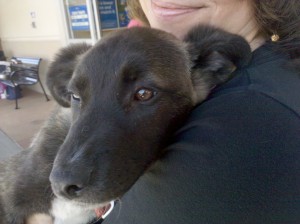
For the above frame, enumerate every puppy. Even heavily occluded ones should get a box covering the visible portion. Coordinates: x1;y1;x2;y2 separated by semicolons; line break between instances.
0;25;251;223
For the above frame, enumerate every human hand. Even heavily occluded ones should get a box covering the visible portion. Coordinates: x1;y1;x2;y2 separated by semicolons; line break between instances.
26;214;53;224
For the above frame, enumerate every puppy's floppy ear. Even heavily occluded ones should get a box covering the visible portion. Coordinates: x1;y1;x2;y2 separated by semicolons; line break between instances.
184;25;252;104
46;43;91;107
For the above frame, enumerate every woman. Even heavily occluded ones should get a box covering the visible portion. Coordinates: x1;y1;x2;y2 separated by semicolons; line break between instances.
103;1;300;223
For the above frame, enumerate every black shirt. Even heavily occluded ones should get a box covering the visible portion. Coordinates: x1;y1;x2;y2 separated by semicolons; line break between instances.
103;44;300;224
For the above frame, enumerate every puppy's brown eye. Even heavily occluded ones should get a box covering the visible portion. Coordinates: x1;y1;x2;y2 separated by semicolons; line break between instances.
135;88;155;101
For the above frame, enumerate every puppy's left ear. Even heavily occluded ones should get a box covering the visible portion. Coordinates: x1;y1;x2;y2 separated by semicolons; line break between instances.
184;25;252;104
46;43;91;107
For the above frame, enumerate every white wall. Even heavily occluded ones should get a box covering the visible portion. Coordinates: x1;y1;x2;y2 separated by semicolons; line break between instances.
0;0;66;93
0;0;62;40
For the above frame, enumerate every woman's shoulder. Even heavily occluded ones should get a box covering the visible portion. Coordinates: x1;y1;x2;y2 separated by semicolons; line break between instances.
178;43;300;152
205;43;300;117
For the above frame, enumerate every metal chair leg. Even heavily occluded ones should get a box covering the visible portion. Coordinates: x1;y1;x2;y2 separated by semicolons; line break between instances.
14;87;19;109
38;80;50;101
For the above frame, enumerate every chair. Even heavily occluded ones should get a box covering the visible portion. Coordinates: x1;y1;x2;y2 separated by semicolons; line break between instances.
0;57;50;109
0;61;11;73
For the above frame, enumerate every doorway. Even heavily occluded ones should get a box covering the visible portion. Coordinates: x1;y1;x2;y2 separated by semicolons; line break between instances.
60;0;130;44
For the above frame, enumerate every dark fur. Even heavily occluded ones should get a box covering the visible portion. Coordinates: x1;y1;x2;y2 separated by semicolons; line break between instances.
0;108;71;223
0;25;251;223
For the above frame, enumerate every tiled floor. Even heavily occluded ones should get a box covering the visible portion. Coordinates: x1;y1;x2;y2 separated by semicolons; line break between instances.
0;88;56;149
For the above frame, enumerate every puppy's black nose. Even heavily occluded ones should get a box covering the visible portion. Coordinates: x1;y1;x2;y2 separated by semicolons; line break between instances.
64;184;84;197
52;181;85;198
50;170;87;199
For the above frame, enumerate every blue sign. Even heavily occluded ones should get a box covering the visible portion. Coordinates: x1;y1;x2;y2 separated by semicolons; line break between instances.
69;5;90;31
98;0;118;29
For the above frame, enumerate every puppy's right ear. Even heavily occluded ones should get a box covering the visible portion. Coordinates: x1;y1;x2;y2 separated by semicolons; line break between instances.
184;25;252;104
46;43;91;107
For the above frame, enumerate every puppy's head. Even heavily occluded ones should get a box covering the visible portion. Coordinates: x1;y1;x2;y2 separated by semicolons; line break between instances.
48;26;250;205
49;27;194;205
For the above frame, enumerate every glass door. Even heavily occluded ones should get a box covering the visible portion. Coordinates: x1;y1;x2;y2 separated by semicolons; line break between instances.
60;0;130;44
61;0;98;44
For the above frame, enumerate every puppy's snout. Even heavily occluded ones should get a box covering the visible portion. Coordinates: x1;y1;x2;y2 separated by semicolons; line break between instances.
50;169;88;199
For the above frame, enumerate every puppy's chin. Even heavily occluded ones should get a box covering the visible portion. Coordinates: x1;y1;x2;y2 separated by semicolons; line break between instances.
51;197;114;223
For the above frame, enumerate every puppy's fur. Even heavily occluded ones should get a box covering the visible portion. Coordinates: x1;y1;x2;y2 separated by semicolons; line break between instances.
0;25;251;223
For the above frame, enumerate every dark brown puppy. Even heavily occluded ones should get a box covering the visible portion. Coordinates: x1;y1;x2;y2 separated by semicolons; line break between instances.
49;26;250;205
0;25;251;223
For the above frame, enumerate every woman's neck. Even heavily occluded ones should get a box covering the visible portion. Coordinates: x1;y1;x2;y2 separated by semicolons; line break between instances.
237;19;266;51
246;32;266;52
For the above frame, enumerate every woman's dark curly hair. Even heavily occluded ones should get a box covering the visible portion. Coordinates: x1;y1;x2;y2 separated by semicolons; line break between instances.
127;0;300;58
